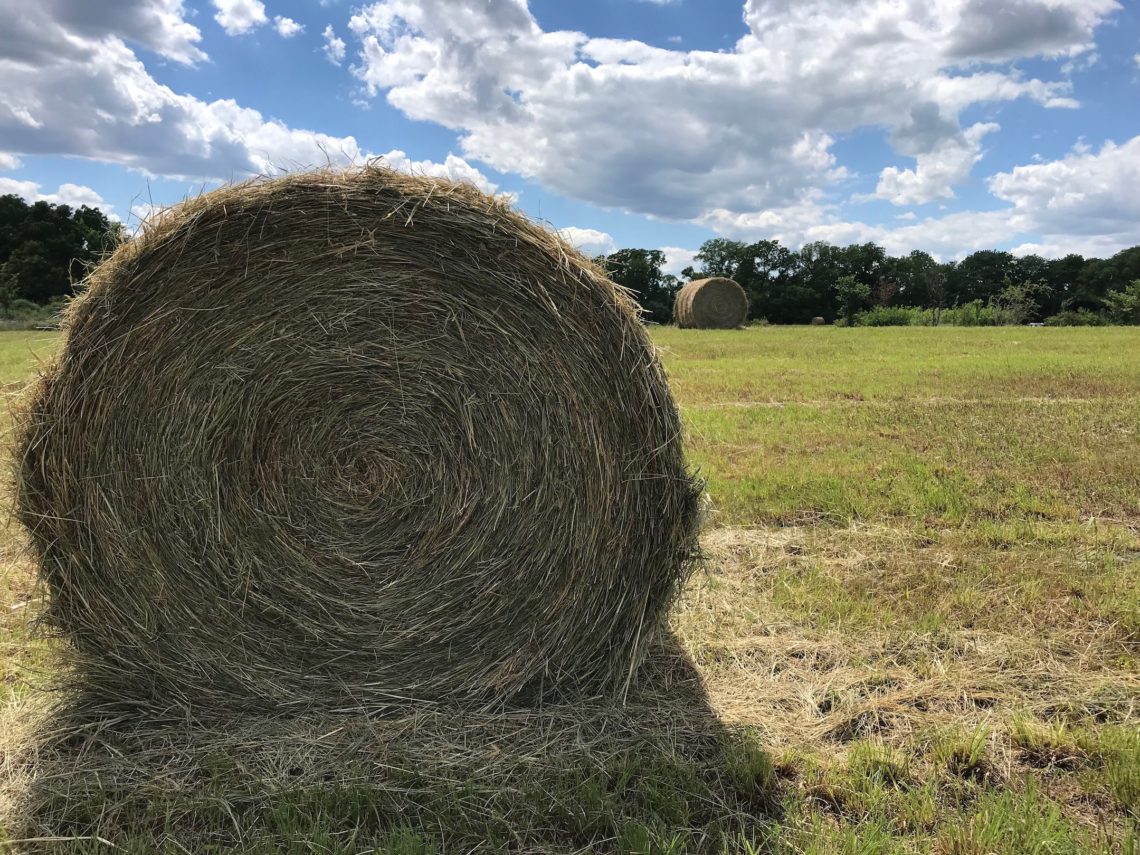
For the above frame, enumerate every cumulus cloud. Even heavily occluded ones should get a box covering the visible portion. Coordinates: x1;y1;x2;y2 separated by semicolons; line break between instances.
378;149;497;195
0;3;494;192
696;135;1140;260
346;0;1114;225
3;0;208;64
700;199;1023;260
0;178;118;219
874;122;999;205
558;227;615;257
274;17;304;38
0;178;40;200
211;0;267;36
0;153;21;170
323;24;347;64
128;200;165;228
0;28;365;179
988;136;1140;241
943;0;1113;61
660;246;698;277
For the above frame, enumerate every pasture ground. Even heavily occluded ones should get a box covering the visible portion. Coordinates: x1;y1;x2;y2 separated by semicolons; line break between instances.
1;327;1137;853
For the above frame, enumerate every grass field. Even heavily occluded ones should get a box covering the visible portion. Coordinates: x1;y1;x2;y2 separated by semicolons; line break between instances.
1;326;1138;853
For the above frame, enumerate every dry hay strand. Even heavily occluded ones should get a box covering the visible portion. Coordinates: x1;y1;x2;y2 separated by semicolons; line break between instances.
673;278;748;330
14;166;702;719
671;526;1140;752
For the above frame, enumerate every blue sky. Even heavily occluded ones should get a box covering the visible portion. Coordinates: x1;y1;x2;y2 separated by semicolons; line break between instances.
1;0;1138;272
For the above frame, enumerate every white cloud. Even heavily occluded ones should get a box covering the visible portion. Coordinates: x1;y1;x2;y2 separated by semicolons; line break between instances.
987;136;1140;242
4;0;208;64
274;17;304;38
696;136;1140;260
0;178;39;199
702;200;1023;260
128;201;164;228
0;3;494;193
1060;51;1098;75
378;149;497;195
660;246;698;277
0;27;367;179
940;0;1112;60
211;0;267;36
0;153;21;170
874;122;999;205
0;178;119;219
558;227;615;257
323;24;347;64
1009;236;1132;258
347;0;1114;226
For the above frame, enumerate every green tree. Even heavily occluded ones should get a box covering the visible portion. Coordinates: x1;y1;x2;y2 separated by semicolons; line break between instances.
889;250;945;316
837;242;887;289
948;250;1015;305
602;248;678;324
992;282;1046;325
795;241;845;320
0;194;122;304
1103;280;1140;324
733;239;800;322
834;275;870;325
0;263;18;316
692;238;748;279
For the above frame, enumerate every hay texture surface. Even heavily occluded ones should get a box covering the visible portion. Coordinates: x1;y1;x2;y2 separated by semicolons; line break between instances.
673;278;748;329
16;167;700;717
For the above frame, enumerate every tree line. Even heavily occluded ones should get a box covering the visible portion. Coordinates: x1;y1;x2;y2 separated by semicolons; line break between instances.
3;193;1138;326
0;194;123;316
602;241;1140;326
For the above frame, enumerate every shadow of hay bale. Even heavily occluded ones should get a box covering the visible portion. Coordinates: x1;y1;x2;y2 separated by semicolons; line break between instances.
11;633;784;854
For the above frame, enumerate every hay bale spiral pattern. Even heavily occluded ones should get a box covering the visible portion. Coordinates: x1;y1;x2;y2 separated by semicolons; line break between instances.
17;168;701;716
673;278;749;329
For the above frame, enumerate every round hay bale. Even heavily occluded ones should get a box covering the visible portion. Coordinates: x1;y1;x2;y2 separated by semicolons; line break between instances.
16;167;701;716
673;278;748;329
811;316;826;326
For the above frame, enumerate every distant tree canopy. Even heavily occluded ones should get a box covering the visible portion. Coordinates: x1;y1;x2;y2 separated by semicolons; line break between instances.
0;194;123;307
600;248;680;324
4;192;1139;327
603;237;1140;326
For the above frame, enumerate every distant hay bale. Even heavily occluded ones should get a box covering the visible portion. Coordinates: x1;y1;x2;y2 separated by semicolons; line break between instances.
674;278;748;329
811;316;826;326
15;167;701;717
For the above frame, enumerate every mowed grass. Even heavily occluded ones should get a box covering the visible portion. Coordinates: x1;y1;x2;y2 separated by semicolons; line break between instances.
660;326;1140;527
1;326;1138;853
